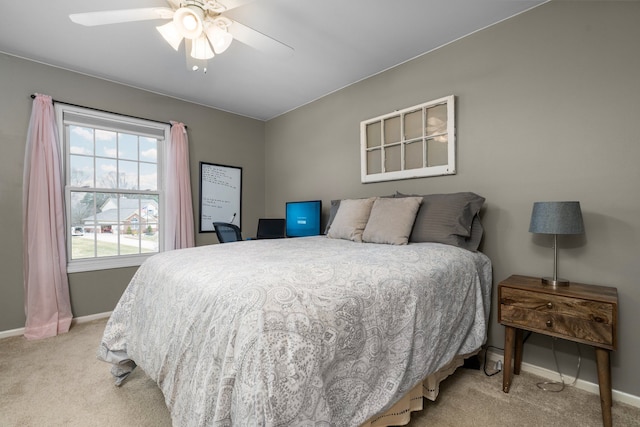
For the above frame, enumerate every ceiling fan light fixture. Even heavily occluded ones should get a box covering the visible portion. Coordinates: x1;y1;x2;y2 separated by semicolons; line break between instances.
185;39;208;73
205;23;233;54
190;34;215;60
156;21;183;51
173;5;205;39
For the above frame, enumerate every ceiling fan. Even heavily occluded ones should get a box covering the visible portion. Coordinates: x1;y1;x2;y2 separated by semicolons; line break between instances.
69;0;293;72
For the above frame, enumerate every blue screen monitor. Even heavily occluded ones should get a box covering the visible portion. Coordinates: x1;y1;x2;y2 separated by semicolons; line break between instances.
286;200;322;237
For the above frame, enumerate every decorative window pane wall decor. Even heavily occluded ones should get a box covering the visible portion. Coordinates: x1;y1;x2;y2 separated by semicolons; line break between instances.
360;95;455;183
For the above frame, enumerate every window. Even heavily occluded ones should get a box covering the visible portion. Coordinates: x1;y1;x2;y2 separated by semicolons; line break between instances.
56;105;169;272
360;95;455;183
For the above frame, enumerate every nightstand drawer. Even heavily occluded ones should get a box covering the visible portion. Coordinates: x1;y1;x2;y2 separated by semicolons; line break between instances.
500;287;615;348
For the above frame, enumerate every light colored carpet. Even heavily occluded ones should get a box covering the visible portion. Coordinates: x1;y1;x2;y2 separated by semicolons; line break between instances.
1;318;638;427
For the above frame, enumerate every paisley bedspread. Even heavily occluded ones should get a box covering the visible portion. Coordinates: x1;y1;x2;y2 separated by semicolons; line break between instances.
98;236;492;427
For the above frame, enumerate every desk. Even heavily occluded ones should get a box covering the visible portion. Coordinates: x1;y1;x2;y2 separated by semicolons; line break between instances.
498;275;618;427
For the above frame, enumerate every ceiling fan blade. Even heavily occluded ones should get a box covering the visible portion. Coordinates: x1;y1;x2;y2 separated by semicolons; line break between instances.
69;8;174;27
217;0;257;12
229;21;293;58
166;0;182;10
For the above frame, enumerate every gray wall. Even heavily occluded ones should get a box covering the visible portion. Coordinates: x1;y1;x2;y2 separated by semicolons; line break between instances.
0;53;265;328
1;0;638;400
265;1;640;397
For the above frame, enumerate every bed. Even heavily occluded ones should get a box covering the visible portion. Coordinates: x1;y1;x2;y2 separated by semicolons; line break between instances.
98;193;492;427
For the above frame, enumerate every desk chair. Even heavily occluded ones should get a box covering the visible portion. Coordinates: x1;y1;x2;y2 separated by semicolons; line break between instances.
213;222;243;243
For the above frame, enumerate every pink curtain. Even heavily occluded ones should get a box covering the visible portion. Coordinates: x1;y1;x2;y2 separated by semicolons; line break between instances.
165;121;195;250
22;94;72;340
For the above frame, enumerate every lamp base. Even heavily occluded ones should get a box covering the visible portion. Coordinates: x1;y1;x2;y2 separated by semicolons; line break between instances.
541;277;570;287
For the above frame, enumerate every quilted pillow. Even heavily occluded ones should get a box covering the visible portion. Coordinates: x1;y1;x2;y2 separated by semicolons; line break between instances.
326;198;377;242
324;199;342;235
362;197;423;245
324;195;395;235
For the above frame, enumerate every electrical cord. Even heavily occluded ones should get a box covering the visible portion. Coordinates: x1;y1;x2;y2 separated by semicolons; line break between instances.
487;332;581;391
536;337;581;392
482;332;531;377
482;333;582;392
483;345;503;377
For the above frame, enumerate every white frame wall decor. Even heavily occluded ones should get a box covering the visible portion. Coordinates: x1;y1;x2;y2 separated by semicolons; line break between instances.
360;95;456;183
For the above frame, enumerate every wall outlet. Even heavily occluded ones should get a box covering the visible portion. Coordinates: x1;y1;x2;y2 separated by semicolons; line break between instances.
495;360;503;371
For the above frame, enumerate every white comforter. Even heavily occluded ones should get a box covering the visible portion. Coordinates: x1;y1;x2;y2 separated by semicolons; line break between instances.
98;236;492;427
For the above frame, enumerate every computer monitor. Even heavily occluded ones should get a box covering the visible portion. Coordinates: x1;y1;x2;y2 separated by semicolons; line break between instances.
256;218;286;239
286;200;322;237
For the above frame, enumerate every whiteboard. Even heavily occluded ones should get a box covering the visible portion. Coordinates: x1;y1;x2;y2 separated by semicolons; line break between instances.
199;162;242;233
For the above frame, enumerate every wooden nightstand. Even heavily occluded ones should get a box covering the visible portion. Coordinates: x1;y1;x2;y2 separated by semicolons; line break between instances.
498;275;618;427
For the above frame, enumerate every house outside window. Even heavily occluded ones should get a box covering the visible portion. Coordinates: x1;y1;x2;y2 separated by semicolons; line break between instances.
56;104;169;272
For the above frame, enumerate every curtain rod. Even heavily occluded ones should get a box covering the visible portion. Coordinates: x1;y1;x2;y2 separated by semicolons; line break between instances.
29;94;186;129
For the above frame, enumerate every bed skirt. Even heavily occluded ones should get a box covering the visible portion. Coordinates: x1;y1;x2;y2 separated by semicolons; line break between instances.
361;350;479;427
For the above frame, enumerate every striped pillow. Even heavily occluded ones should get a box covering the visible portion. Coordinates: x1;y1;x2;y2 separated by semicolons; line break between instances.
396;192;485;250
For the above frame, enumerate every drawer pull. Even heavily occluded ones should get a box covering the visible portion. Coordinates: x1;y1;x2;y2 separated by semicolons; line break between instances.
594;316;604;323
546;302;553;309
546;319;553;328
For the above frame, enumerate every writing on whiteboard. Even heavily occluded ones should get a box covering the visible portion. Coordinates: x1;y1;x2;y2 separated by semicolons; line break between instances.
199;163;242;232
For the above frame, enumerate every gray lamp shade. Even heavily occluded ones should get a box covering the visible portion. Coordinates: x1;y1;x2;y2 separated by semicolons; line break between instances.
529;201;585;235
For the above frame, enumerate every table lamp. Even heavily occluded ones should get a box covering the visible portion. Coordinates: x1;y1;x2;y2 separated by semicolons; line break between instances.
529;201;585;287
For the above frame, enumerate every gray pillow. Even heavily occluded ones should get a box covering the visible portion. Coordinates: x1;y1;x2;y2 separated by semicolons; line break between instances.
326;197;377;242
396;192;485;249
462;214;484;252
362;197;423;245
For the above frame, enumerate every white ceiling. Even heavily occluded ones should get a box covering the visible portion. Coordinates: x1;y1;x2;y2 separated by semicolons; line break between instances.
0;0;546;121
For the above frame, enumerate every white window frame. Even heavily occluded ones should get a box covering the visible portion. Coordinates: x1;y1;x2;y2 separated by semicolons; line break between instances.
360;95;456;183
55;104;169;273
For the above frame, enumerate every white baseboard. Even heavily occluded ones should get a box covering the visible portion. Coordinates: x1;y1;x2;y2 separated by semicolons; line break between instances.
0;311;112;340
486;349;640;409
71;311;112;325
0;327;25;340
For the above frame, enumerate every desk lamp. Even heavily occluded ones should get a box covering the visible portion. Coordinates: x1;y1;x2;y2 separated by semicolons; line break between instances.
529;201;584;287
